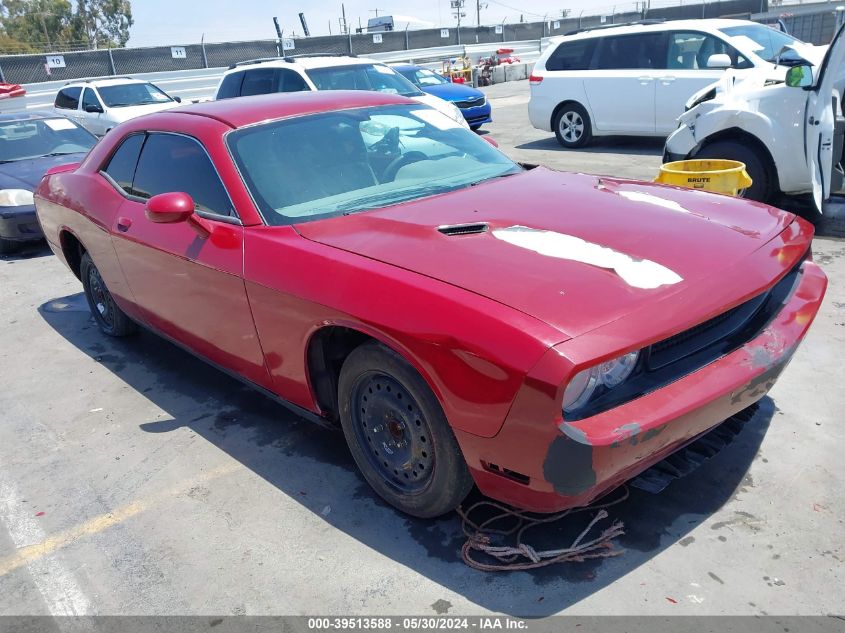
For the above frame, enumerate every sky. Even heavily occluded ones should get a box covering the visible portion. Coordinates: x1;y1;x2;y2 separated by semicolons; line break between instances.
127;0;651;46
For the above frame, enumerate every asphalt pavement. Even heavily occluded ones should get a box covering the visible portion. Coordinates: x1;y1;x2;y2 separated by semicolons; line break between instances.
0;79;842;618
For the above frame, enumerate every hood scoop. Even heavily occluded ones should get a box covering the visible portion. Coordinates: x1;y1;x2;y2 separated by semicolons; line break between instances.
437;222;489;236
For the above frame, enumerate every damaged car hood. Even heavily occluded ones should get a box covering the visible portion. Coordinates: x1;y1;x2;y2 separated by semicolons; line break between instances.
296;167;794;337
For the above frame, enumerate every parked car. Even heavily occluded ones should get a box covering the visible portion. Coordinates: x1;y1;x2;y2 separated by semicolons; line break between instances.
0;111;96;253
528;19;825;148
35;91;826;517
214;55;469;128
392;63;492;130
54;77;182;137
664;23;845;211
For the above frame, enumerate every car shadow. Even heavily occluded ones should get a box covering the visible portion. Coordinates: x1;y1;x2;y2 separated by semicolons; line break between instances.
515;136;665;156
0;240;52;262
39;293;774;616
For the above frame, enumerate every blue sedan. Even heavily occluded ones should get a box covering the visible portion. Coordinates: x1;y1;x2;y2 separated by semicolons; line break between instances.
393;64;492;131
0;111;96;253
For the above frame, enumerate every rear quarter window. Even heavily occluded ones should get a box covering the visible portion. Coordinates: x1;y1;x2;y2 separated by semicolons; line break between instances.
102;134;145;193
545;39;597;71
217;72;244;100
55;86;82;110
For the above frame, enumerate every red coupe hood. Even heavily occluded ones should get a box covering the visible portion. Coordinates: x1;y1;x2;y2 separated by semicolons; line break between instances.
296;168;794;337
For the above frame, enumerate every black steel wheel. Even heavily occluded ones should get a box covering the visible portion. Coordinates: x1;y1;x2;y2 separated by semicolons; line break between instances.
338;342;473;518
350;372;435;494
80;252;136;337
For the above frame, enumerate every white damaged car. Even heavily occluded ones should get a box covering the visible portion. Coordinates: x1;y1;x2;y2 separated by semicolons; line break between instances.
664;26;844;213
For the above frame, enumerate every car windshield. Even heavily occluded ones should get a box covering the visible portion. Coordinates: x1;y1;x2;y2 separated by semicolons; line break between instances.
0;118;96;163
305;64;424;97
227;104;520;224
399;68;449;87
720;24;803;63
97;82;173;107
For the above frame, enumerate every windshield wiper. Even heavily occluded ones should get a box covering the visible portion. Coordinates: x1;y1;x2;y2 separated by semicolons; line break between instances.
339;184;458;215
43;151;81;157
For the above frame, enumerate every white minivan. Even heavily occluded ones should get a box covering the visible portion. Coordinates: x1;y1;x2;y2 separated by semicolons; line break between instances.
664;23;845;214
528;19;825;148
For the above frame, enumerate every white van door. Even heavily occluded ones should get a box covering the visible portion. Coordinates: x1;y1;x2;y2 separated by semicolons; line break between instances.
655;31;744;135
805;23;845;210
582;32;666;134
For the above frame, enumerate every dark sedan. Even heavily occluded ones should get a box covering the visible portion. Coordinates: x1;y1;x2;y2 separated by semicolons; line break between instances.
0;111;97;253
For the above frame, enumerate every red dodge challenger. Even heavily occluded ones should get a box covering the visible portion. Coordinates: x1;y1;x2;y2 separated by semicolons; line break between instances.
34;90;827;518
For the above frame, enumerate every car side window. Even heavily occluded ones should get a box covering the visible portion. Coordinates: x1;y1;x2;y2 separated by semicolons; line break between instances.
546;39;597;71
277;69;308;92
595;33;668;70
217;72;244;99
131;133;234;217
81;88;102;111
103;133;145;193
667;31;752;70
241;68;275;96
55;86;82;110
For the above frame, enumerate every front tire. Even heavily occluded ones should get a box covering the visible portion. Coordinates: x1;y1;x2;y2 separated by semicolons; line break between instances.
80;252;136;337
553;103;592;149
338;342;473;518
696;140;774;203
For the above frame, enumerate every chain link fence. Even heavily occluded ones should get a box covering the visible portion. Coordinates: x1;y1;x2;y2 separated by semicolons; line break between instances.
0;0;772;85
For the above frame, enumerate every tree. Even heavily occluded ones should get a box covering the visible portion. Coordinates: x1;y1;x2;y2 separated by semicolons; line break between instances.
0;0;75;50
72;0;134;48
0;0;132;51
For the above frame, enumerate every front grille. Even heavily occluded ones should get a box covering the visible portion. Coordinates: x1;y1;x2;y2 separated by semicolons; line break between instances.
455;96;485;109
567;257;805;422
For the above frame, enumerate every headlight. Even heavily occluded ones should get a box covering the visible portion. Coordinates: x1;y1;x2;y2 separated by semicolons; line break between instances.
0;189;34;207
449;102;467;125
563;350;641;415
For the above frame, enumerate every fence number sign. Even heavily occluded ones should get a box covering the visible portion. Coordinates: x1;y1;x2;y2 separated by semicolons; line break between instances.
282;37;295;51
494;24;503;34
600;15;607;23
45;55;66;69
553;20;560;29
373;33;383;44
170;47;187;59
440;28;450;38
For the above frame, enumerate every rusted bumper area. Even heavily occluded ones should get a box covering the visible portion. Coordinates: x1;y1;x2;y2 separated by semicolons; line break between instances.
456;259;827;513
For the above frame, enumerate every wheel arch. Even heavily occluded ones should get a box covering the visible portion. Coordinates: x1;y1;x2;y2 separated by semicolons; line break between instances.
58;229;86;280
692;127;781;195
550;99;589;131
305;323;445;425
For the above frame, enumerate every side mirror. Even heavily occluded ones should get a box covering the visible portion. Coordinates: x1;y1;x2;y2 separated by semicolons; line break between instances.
706;53;732;69
482;136;499;148
145;192;194;224
786;63;814;88
173;96;182;103
84;103;104;113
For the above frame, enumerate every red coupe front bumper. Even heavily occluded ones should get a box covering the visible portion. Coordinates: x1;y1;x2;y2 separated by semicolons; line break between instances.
455;257;827;513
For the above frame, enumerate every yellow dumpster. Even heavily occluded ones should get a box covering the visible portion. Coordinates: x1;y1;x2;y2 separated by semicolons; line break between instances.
655;159;753;197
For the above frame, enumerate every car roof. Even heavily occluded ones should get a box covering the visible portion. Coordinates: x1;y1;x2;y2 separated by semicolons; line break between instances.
165;89;414;128
390;63;419;71
63;77;148;88
555;18;764;41
226;55;383;73
0;110;72;122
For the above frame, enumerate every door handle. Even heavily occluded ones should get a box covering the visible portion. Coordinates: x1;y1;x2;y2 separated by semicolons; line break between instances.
116;216;132;232
638;76;653;84
660;76;676;84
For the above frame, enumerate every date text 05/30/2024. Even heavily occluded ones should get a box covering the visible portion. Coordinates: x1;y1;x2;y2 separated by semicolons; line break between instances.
307;617;528;630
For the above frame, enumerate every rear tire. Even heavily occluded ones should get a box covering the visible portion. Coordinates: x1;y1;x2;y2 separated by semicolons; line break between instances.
696;140;774;203
338;342;473;518
80;252;136;337
553;103;592;149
